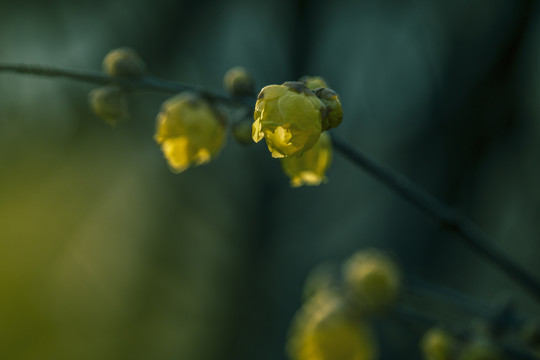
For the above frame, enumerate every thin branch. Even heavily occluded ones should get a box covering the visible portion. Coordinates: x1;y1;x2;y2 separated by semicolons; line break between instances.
331;136;540;302
404;276;493;320
1;62;539;303
0;63;247;107
404;275;527;330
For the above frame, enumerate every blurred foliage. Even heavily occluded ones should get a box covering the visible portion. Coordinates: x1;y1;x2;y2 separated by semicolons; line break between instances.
1;0;540;359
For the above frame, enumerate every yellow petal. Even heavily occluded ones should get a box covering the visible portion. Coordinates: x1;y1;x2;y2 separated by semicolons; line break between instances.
281;132;332;187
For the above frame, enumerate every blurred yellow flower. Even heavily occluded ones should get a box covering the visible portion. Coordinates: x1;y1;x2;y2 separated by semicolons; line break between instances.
287;290;377;360
421;327;457;360
281;132;332;187
253;82;323;158
154;92;226;173
342;250;400;313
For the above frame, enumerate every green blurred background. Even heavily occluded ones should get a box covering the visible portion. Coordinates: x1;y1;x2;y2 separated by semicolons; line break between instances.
1;0;540;359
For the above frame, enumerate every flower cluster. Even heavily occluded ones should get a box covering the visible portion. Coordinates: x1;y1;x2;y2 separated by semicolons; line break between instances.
251;77;343;186
88;48;146;125
252;79;343;158
287;249;401;360
88;51;343;185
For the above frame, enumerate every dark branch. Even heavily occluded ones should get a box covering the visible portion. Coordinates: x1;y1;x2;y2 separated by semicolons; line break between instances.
0;63;246;107
1;62;539;302
332;135;540;302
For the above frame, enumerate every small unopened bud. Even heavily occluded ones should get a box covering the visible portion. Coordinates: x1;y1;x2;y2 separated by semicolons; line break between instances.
103;47;146;77
88;86;127;125
223;66;255;97
314;87;343;131
232;117;254;146
299;75;328;90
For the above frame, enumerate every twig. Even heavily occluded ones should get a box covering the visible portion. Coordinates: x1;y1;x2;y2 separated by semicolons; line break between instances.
331;135;540;302
1;62;539;302
0;63;246;107
404;275;528;331
406;275;494;318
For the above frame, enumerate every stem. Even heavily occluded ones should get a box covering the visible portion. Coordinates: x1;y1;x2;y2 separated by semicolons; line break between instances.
405;275;526;330
1;62;539;302
405;276;492;319
332;135;540;302
0;63;246;107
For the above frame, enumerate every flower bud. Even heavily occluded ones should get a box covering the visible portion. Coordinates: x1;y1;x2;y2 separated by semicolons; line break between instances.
88;86;127;125
253;82;324;158
231;117;254;146
103;47;146;77
281;132;332;187
223;66;255;97
421;327;458;360
299;75;328;90
154;92;227;173
342;250;400;313
314;87;343;131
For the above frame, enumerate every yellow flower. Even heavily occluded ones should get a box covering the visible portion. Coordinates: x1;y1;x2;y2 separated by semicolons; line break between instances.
223;66;255;97
281;132;332;187
314;88;343;131
88;85;127;125
287;290;377;360
103;47;146;77
154;92;226;173
421;327;457;360
253;82;324;158
299;75;329;90
342;250;400;313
